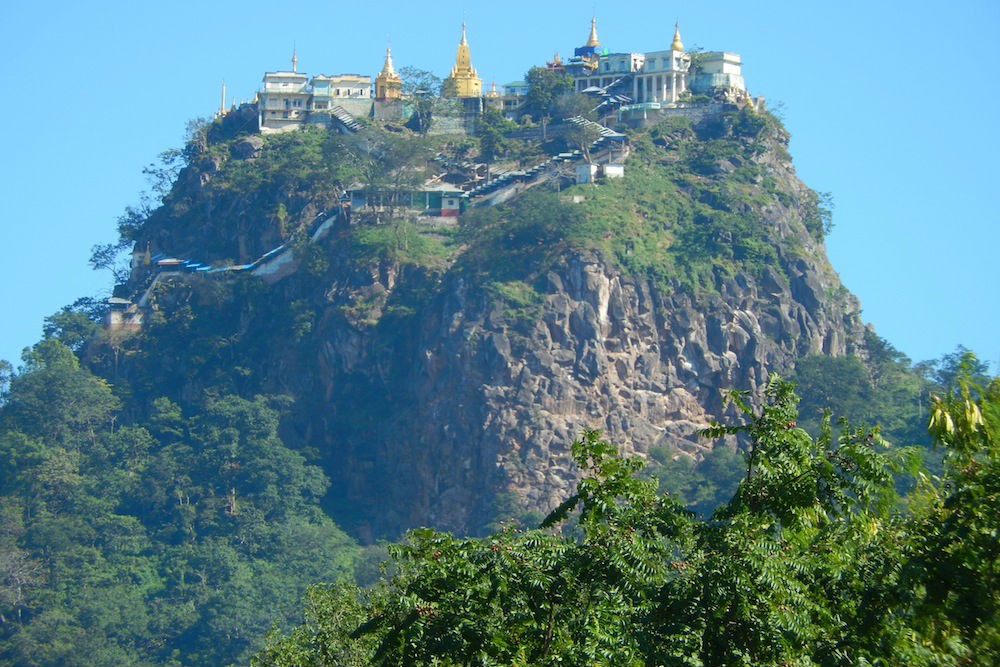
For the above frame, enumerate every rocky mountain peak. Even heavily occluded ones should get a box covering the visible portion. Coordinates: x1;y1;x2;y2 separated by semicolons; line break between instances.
106;106;864;537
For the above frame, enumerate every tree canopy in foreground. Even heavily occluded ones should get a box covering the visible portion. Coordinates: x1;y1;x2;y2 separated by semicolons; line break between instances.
256;372;1000;667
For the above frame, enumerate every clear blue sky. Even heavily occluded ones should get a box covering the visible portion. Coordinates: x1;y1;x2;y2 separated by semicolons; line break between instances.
1;0;997;370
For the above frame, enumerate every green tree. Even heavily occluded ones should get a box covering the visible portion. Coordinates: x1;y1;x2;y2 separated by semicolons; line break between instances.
41;298;106;353
792;354;873;429
352;130;430;220
476;108;515;164
399;67;443;137
654;382;917;665
793;334;934;452
909;369;1000;663
926;345;992;395
524;66;575;123
0;360;12;405
88;242;132;285
1;340;119;448
646;442;744;517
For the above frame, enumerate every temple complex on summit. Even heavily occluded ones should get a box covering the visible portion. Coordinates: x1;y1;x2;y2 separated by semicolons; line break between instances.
249;17;749;133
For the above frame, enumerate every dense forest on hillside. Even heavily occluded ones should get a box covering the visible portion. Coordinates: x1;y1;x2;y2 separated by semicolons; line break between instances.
0;340;367;665
1;97;997;665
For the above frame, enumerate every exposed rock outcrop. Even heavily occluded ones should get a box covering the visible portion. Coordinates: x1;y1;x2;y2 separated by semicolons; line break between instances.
304;244;862;537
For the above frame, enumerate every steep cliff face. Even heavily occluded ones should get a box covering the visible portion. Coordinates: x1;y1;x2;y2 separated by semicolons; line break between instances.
303;246;860;537
394;254;859;532
114;108;865;538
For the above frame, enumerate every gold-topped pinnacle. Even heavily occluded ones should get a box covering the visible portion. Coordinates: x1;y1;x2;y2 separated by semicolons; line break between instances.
380;44;398;78
375;43;403;100
671;22;684;51
445;22;482;98
586;17;600;48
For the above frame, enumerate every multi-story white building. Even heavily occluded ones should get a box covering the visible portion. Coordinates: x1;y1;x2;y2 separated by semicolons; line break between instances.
311;74;371;106
258;56;313;132
257;52;376;132
564;20;746;106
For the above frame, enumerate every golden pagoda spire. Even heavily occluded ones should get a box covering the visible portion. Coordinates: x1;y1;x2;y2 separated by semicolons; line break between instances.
291;46;298;72
586;17;600;47
219;81;227;117
671;22;684;51
453;22;474;71
445;22;481;98
375;43;403;101
380;44;398;78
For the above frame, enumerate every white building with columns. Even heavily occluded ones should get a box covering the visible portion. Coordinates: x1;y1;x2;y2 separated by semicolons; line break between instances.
568;21;746;105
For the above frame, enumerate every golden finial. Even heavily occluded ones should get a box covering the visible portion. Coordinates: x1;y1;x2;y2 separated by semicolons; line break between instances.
291;45;298;72
452;22;474;71
586;17;600;47
381;44;397;77
671;22;684;51
445;22;481;98
375;43;403;100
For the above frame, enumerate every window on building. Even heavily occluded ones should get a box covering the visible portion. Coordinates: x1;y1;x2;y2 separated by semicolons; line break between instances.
282;111;289;118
